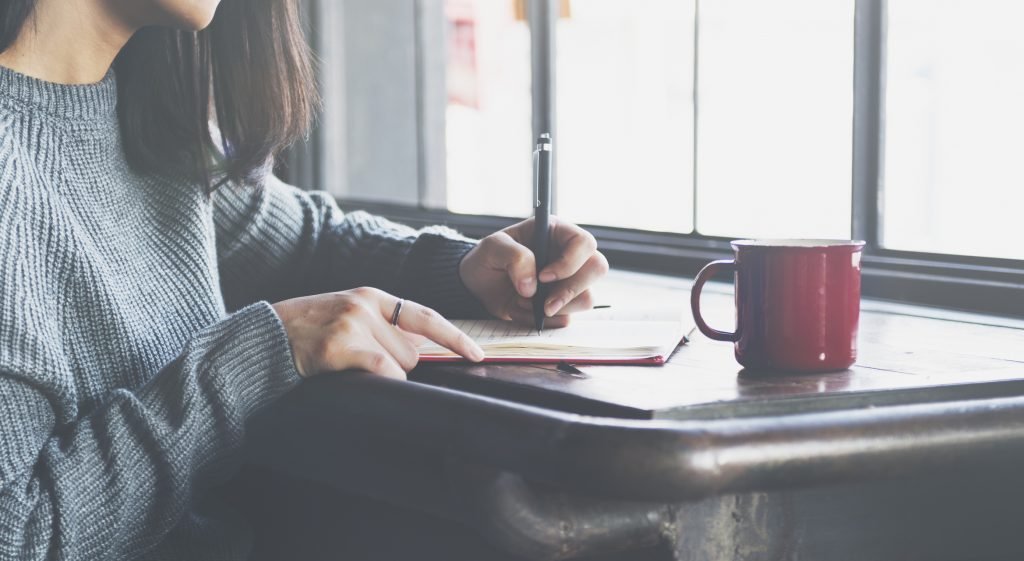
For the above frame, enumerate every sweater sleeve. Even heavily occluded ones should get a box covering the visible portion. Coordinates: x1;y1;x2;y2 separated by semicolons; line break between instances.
0;303;301;561
213;175;489;318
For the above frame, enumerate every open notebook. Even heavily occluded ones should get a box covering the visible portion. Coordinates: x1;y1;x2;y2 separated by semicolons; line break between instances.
418;306;692;365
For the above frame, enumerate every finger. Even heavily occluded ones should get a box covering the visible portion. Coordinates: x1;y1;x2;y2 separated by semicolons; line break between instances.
401;331;430;347
515;289;595;316
346;345;407;380
507;305;571;328
380;298;485;362
482;232;538;298
369;318;420;372
545;253;609;316
491;292;524;323
538;219;598;284
500;216;536;245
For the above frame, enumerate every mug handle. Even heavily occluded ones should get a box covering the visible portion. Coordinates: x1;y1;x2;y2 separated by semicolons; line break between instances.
690;260;739;342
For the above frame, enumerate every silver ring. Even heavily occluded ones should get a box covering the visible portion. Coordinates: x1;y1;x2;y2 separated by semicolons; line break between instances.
390;299;404;326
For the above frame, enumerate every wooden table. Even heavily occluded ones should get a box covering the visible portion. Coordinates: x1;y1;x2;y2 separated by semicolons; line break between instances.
246;272;1024;561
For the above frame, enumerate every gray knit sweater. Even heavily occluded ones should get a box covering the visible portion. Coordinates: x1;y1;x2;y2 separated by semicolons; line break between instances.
0;66;484;560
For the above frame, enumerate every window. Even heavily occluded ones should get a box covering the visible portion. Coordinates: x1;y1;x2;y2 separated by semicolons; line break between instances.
696;0;853;239
443;0;852;238
310;0;1024;315
555;0;694;233
445;0;532;217
444;0;694;232
883;0;1024;260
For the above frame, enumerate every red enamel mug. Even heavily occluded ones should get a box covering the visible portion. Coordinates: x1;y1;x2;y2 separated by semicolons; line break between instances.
690;240;866;373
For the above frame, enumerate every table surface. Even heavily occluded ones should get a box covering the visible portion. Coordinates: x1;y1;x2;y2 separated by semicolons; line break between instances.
411;271;1024;420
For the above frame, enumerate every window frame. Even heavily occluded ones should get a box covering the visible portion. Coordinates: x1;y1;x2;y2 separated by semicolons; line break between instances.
294;0;1024;318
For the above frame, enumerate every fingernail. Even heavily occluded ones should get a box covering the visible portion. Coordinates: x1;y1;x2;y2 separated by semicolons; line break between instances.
546;298;565;316
471;346;486;362
539;271;557;283
518;277;535;296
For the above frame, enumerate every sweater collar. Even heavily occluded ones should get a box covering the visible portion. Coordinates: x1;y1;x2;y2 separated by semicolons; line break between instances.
0;64;117;122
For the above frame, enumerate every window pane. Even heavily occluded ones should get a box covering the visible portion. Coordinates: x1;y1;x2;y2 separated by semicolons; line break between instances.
445;0;532;217
696;0;854;239
883;0;1024;259
556;0;695;233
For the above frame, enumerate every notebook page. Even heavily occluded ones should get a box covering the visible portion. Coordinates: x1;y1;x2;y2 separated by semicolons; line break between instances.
418;319;685;358
572;305;688;323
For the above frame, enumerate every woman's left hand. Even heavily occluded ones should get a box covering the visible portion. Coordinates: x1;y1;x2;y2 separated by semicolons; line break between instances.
459;217;609;328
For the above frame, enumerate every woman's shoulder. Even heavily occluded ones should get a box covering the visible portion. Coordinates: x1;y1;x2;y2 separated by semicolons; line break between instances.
0;111;61;285
0;105;77;222
0;109;39;194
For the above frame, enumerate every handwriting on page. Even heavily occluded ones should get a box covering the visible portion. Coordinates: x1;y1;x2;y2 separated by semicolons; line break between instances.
446;319;682;349
457;320;569;341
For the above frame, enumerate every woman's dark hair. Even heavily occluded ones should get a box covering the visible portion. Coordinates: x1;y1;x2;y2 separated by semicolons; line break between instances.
0;0;318;187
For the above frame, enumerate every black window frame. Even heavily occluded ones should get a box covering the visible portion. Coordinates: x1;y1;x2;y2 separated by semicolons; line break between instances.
291;0;1024;318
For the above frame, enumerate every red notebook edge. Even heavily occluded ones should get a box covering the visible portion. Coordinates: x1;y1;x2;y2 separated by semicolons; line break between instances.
417;355;667;365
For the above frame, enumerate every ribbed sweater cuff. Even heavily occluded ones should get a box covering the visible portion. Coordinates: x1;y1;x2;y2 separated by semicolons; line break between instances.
198;302;302;417
398;233;490;319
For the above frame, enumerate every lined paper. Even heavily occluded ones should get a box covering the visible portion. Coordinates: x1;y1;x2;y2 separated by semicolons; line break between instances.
417;318;686;361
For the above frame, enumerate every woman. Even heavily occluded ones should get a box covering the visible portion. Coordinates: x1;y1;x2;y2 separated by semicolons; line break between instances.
0;0;607;559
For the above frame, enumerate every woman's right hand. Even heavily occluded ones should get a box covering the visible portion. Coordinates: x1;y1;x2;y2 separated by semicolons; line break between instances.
272;287;485;379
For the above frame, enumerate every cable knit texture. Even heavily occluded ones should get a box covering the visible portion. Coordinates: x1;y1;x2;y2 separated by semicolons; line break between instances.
0;65;484;561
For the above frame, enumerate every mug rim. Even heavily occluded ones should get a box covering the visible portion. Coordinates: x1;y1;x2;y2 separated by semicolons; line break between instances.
732;239;866;249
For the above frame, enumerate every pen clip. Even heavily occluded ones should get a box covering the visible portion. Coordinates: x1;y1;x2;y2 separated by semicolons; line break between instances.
533;134;552;208
532;147;541;207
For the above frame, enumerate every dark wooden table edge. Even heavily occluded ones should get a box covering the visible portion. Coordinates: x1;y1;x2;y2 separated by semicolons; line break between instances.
248;372;1024;504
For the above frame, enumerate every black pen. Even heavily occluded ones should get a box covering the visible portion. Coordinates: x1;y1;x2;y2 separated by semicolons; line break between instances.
532;133;553;333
